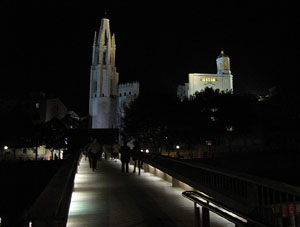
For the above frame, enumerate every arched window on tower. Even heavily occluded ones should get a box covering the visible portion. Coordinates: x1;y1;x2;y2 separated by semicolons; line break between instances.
103;51;106;64
104;31;108;45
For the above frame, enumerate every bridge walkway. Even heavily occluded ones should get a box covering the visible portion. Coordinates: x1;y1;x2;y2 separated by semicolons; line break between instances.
66;157;234;227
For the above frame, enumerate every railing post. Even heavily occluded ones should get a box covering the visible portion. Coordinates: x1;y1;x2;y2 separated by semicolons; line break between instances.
202;206;210;227
194;203;200;227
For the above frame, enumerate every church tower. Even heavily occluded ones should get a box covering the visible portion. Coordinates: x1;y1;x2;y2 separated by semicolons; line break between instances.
89;18;119;128
216;50;231;75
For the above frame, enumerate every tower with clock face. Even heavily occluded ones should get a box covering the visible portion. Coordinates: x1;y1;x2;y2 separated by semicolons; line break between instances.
178;50;233;100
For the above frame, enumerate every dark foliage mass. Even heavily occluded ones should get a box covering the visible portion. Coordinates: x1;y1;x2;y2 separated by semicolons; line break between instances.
122;88;300;153
0;111;80;152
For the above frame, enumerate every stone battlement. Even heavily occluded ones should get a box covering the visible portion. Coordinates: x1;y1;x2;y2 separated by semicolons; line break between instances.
118;81;139;88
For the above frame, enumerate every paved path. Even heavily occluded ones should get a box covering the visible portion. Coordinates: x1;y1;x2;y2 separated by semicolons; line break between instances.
66;158;234;227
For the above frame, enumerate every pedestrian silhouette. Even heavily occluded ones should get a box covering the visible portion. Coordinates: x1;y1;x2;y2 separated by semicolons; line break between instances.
87;138;101;172
120;144;130;173
132;141;142;174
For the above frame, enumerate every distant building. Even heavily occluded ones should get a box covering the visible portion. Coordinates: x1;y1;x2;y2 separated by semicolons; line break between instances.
0;92;69;125
177;51;233;101
0;92;71;161
21;92;68;124
89;18;139;129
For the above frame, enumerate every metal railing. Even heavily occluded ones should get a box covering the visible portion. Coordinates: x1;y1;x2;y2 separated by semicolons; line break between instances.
143;154;300;227
182;190;268;227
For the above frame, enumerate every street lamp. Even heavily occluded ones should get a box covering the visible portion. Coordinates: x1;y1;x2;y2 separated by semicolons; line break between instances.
3;145;8;160
176;145;180;158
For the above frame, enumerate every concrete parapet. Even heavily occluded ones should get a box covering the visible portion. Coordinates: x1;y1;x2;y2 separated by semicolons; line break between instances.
143;163;195;190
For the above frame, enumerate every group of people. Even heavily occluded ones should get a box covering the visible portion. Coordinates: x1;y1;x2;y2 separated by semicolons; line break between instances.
120;140;144;175
82;137;144;174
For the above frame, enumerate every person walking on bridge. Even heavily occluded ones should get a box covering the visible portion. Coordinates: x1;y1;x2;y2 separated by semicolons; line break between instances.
132;141;142;174
120;144;130;173
88;138;101;172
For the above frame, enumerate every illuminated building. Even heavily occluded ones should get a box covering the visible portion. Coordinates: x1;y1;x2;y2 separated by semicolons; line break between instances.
89;18;139;129
177;51;233;100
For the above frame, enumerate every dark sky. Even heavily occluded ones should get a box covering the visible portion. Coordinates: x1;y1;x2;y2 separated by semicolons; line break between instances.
1;1;299;116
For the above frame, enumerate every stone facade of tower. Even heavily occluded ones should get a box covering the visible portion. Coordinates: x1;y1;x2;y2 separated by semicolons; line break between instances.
89;18;139;129
177;51;233;101
89;18;119;128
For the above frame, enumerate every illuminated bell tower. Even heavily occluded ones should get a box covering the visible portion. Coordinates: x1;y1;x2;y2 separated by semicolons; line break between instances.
216;50;231;74
89;18;119;128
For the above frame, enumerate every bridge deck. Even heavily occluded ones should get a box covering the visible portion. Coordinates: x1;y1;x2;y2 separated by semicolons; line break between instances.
66;158;234;227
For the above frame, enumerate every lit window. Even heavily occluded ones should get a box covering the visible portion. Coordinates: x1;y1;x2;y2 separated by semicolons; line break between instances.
36;103;40;109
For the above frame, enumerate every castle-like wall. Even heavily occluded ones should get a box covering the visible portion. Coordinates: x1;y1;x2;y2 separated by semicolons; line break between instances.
116;82;140;129
118;82;140;97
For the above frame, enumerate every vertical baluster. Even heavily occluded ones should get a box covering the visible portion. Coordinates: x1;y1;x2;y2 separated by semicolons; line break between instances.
265;187;271;224
237;179;242;197
244;181;248;198
289;195;296;227
202;206;210;227
194;203;200;227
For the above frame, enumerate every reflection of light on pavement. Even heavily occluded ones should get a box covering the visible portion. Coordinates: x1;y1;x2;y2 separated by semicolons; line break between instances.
68;191;101;216
67;159;235;227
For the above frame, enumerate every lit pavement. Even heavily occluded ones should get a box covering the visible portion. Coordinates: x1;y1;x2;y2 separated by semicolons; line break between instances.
66;157;235;227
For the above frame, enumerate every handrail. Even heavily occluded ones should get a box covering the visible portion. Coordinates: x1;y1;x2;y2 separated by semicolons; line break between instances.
182;191;268;227
144;154;300;226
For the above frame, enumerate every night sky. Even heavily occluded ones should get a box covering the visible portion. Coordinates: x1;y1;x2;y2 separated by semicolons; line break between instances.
1;1;299;116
